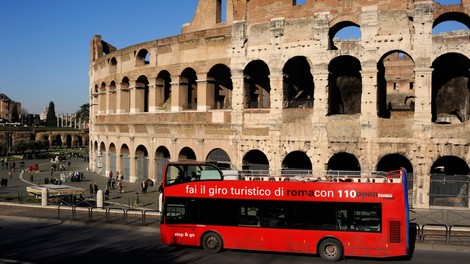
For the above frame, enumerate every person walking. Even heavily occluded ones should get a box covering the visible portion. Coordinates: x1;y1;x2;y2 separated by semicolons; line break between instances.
134;192;140;208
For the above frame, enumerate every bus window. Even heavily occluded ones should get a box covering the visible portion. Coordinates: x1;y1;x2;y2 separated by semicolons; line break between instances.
238;206;260;226
165;165;183;186
260;207;287;228
166;203;186;224
351;204;381;232
336;209;348;230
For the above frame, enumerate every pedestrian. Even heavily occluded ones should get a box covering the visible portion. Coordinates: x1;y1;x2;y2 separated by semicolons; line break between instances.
50;166;54;176
111;178;115;189
141;181;147;194
89;184;94;195
134;192;140;208
109;170;113;179
117;181;123;193
94;183;98;194
104;186;110;199
8;169;12;180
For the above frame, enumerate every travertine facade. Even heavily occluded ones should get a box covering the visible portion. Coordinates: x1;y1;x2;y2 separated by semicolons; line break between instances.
89;0;470;209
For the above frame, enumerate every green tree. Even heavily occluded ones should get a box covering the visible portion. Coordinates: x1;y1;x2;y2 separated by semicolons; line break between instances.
45;101;57;127
76;103;90;122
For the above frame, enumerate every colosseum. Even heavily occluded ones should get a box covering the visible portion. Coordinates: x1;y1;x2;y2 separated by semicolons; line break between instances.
89;0;470;209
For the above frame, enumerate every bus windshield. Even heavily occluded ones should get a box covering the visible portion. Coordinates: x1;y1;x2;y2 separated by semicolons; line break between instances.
164;162;222;186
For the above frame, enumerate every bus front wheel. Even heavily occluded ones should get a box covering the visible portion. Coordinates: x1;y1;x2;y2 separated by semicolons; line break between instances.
318;238;343;262
202;232;223;253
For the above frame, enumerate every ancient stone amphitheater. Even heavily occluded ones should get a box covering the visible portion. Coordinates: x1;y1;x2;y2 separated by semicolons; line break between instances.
89;0;470;209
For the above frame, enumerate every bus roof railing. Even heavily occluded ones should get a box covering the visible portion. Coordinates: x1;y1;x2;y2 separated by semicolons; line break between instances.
239;169;405;183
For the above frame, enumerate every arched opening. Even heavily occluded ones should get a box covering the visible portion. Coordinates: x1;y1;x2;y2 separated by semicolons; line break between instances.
327;152;361;175
155;146;171;184
242;149;269;174
244;60;271;109
156;70;172;110
178;147;196;160
328;21;361;50
136;75;150;113
281;150;312;175
283;56;314;108
328;56;362;115
181;68;198;110
135;145;149;182
136;49;150;65
430;156;469;208
431;53;470;123
377;51;415;118
208;64;233;109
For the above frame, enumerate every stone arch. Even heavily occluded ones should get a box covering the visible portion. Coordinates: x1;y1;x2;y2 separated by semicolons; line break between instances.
376;153;413;173
135;145;149;182
156;70;172;110
136;48;150;65
120;144;131;181
178;146;196;160
108;80;117;113
283;56;314;108
327;152;361;172
155;146;171;184
430;155;470;207
120;77;130;113
109;143;117;176
242;149;269;173
328;19;361;50
206;148;232;162
377;50;416;118
281;150;312;174
109;57;118;73
136;75;150;113
99;82;107;114
433;10;470;28
327;55;362;115
244;60;271;109
180;68;198;110
208;64;233;109
431;52;470;123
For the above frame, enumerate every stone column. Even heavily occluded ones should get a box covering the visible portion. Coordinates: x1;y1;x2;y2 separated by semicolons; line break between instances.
268;68;284;175
155;78;166;110
116;82;130;114
148;79;157;112
99;86;106;114
130;81;145;113
196;74;214;111
170;76;186;112
414;67;433;124
312;65;329;171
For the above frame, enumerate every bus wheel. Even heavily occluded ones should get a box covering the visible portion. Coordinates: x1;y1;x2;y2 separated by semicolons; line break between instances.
202;232;223;253
318;238;343;262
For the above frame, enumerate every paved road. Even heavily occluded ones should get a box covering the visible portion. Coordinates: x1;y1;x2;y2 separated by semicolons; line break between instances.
1;216;470;264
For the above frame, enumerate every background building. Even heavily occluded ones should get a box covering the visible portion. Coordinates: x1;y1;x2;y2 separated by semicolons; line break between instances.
0;93;21;123
88;0;470;209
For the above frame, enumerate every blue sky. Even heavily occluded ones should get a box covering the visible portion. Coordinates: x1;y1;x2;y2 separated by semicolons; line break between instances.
0;0;466;115
0;0;198;114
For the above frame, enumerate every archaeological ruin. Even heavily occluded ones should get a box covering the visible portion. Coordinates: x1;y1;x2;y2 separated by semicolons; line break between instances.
88;0;470;209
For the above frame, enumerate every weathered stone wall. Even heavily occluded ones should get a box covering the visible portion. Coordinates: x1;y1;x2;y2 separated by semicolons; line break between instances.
89;1;470;208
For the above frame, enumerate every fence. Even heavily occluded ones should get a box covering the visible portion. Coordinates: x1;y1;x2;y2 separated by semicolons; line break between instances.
430;174;469;208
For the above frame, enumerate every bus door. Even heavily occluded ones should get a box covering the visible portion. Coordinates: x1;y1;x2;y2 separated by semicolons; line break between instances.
347;204;386;257
163;199;199;246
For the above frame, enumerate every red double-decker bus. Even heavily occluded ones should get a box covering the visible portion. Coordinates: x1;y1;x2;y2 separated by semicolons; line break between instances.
160;161;412;261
